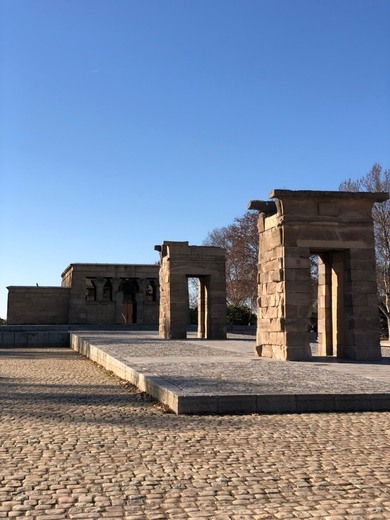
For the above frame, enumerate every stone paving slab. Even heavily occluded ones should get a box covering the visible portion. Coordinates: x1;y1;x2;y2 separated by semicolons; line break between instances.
71;331;390;415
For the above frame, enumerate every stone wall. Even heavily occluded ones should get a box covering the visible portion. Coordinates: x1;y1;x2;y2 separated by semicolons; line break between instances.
0;325;70;347
7;287;70;325
62;263;159;325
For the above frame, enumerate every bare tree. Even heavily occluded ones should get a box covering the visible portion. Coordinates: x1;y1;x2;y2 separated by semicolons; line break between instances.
204;211;258;312
340;163;390;337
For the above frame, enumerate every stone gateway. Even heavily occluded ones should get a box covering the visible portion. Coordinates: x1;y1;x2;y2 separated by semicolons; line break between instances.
249;189;389;361
155;241;226;340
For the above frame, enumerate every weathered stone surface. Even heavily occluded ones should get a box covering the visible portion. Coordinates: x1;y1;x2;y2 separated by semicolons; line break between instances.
250;189;389;361
156;242;226;340
69;330;390;409
7;263;159;328
6;287;70;325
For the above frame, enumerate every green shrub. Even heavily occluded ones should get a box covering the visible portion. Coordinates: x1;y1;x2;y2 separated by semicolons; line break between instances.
227;305;256;326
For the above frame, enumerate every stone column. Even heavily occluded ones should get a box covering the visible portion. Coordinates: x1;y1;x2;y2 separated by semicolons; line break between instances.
206;275;226;339
283;246;312;360
111;278;123;324
198;277;207;339
255;211;296;359
331;252;345;357
136;279;146;324
93;278;106;302
317;254;332;356
154;280;160;302
344;248;381;360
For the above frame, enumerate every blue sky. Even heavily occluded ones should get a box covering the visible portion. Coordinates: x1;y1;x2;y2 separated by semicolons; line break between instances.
1;0;389;319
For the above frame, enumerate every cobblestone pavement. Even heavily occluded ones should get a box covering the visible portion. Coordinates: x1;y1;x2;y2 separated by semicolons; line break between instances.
1;348;389;519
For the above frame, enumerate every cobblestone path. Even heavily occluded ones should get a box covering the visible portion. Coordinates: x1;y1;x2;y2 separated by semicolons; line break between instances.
0;348;389;519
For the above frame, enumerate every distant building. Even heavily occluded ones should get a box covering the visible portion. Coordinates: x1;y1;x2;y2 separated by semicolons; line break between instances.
7;263;159;326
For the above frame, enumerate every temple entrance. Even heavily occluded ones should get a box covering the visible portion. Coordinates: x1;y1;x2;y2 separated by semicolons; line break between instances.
309;251;346;357
120;279;138;324
249;189;387;361
187;275;211;338
121;303;134;324
155;241;226;340
187;277;198;329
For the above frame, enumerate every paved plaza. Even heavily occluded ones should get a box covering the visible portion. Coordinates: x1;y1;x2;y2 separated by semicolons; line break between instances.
71;332;390;414
0;346;390;519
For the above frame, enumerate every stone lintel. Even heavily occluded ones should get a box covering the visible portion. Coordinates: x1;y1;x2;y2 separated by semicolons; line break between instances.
156;241;225;258
248;200;277;215
61;263;159;279
7;286;69;290
269;189;389;203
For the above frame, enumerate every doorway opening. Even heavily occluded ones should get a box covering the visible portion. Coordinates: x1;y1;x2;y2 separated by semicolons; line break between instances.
120;278;138;324
187;277;198;329
187;275;210;338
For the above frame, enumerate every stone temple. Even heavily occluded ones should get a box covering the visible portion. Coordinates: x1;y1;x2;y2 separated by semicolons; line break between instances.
7;263;159;326
3;189;388;360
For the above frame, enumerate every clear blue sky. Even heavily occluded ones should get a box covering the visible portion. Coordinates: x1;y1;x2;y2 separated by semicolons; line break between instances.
1;0;389;319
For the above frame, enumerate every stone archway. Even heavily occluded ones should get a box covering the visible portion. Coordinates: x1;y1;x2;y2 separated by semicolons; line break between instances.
249;189;389;361
155;241;227;339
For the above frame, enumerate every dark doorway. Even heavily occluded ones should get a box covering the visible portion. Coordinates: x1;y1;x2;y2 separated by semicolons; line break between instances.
120;278;138;324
